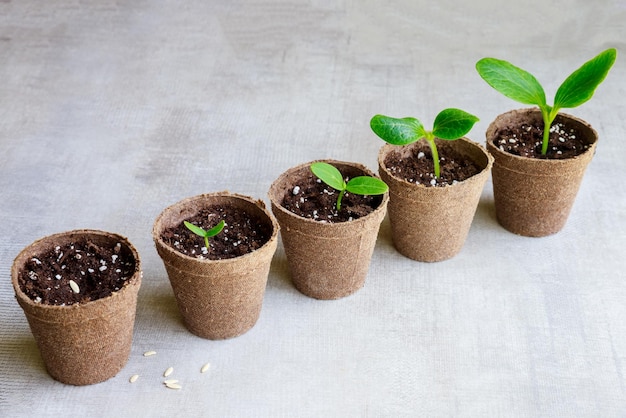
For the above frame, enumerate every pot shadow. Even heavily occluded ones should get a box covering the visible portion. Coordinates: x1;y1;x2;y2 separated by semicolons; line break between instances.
376;216;394;251
133;280;187;335
0;330;47;380
266;246;302;298
474;195;499;231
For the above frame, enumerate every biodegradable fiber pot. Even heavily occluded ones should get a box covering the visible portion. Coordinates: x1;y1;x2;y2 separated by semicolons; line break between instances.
268;160;389;300
378;137;493;262
153;192;279;340
11;230;142;386
486;108;598;237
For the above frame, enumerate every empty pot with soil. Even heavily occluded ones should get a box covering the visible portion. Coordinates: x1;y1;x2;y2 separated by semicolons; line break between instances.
486;108;598;236
153;192;279;340
268;160;389;300
12;229;142;385
378;137;493;262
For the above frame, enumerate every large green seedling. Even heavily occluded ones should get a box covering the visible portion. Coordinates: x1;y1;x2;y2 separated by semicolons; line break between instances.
310;162;388;211
370;108;479;178
476;48;617;155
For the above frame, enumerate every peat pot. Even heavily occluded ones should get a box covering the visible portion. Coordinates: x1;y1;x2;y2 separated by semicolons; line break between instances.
153;192;278;340
378;137;493;262
269;160;388;300
486;108;598;237
12;229;142;385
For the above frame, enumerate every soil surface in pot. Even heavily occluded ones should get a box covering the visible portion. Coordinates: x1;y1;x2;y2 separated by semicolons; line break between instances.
492;121;590;159
281;170;383;223
18;238;136;306
384;141;481;187
161;204;273;260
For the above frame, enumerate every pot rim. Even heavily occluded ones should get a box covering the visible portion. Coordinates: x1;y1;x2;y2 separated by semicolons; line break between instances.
153;191;280;265
12;229;142;312
268;159;390;228
378;136;494;189
485;107;598;166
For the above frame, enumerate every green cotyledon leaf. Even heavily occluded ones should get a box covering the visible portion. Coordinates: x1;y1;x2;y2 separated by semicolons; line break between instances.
310;162;345;191
432;108;479;140
345;176;388;196
553;48;617;110
370;115;427;145
476;57;547;108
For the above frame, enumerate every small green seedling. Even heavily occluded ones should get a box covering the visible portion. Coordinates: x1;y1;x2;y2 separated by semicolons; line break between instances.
370;108;479;178
184;220;225;249
310;162;388;211
476;48;617;155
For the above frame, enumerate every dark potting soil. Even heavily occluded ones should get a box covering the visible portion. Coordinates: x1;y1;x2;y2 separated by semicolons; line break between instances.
160;204;273;260
492;121;590;159
384;141;481;187
281;168;383;223
18;238;136;306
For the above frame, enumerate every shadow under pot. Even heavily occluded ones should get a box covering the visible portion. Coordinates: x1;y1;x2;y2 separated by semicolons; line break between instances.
486;108;598;237
153;192;279;340
12;229;142;386
378;137;493;262
268;160;389;300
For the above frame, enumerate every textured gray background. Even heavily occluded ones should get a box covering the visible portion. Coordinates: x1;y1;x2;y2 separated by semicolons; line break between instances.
1;0;625;416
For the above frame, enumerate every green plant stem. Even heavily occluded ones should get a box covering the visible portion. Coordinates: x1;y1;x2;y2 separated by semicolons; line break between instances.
336;190;345;211
425;135;441;178
203;236;210;249
541;107;560;155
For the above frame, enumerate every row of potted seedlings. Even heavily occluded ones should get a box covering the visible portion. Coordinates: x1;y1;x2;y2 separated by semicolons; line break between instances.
11;49;616;385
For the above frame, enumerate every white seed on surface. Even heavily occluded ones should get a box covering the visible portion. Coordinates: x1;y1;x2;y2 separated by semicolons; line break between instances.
201;363;211;373
164;367;174;377
69;280;80;294
163;379;179;385
129;374;139;383
165;382;182;390
143;350;157;357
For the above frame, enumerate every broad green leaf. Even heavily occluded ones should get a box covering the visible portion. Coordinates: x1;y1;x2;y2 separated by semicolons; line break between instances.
370;115;426;145
206;220;225;237
554;48;617;110
346;176;388;195
432;108;479;140
310;162;346;191
184;221;208;238
476;58;547;107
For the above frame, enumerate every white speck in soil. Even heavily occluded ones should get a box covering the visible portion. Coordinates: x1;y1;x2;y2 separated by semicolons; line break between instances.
292;186;300;195
55;274;62;280
99;265;107;271
417;151;425;159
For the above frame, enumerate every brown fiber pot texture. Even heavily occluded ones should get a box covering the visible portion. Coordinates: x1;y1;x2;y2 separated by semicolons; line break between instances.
486;108;598;237
378;137;493;262
153;192;279;340
12;229;142;386
268;160;389;300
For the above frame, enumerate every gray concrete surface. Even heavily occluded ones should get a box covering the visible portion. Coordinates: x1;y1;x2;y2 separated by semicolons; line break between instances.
1;0;625;416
